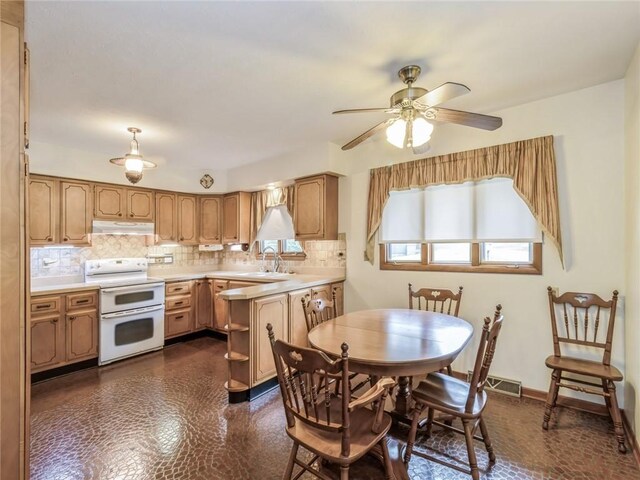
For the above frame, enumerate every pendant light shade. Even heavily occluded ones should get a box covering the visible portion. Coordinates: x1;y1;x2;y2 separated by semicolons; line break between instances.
386;116;433;149
109;127;156;184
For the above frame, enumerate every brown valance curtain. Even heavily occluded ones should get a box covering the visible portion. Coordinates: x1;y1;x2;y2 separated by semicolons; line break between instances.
366;135;563;265
250;186;295;247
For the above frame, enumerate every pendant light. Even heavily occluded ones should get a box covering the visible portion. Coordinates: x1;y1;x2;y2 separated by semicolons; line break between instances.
386;111;434;149
109;127;156;184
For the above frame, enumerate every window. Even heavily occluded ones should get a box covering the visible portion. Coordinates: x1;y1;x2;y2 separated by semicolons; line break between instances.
379;179;542;274
258;239;305;258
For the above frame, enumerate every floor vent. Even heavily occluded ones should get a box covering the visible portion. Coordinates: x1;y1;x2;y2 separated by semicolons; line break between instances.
467;371;522;397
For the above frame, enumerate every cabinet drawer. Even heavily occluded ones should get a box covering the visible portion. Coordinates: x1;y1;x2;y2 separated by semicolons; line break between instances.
166;295;191;311
166;281;192;296
66;291;98;311
165;308;193;338
31;295;62;315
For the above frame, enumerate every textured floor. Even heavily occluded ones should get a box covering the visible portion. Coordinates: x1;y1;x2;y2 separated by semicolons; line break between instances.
31;337;640;480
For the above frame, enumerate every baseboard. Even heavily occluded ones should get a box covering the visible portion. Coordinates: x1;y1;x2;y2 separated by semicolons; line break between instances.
622;410;640;467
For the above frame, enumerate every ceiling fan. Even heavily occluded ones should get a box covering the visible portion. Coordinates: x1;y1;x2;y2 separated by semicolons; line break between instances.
333;65;502;154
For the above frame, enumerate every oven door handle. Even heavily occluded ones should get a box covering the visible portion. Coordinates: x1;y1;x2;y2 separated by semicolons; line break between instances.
101;304;165;319
101;282;165;294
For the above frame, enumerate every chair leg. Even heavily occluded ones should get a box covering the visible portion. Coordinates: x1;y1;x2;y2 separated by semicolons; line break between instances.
404;401;424;464
478;416;496;464
605;380;627;453
284;442;299;480
446;364;453;376
462;419;480;480
425;406;435;438
379;438;394;480
542;369;560;430
602;379;612;410
340;464;349;480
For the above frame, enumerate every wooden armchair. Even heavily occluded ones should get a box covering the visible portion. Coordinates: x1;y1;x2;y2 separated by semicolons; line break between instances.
267;323;396;480
404;305;504;480
409;283;463;375
542;287;625;453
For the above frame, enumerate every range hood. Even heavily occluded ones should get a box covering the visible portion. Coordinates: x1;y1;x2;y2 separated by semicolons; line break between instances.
92;220;154;236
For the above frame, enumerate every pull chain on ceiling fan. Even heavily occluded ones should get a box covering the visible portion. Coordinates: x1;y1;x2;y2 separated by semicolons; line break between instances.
333;65;503;154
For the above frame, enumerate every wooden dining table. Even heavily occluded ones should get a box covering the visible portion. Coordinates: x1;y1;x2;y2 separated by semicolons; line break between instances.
308;308;474;418
307;308;474;479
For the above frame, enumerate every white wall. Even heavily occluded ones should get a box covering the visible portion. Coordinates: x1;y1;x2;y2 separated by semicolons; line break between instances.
338;80;626;401
624;43;640;437
28;140;229;193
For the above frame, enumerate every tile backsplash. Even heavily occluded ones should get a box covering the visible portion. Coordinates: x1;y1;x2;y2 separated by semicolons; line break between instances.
30;234;346;278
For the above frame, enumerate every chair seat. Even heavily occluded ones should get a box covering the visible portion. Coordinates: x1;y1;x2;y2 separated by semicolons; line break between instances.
412;372;487;418
545;355;623;381
286;398;392;464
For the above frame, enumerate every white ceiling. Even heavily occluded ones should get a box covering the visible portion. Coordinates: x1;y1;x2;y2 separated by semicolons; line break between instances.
26;1;640;173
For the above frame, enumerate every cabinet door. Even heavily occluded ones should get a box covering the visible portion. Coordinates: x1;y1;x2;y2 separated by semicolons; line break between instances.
155;192;177;243
94;184;126;220
177;195;198;245
213;280;229;330
31;314;64;372
289;288;311;347
195;280;213;330
199;196;222;244
294;176;325;239
253;294;288;384
331;282;344;317
165;308;193;338
60;180;92;246
65;310;98;362
222;194;239;243
127;189;154;221
29;176;58;245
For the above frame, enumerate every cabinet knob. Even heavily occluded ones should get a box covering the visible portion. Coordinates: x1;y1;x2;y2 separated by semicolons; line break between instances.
51;318;58;323
118;213;122;217
63;237;68;241
180;237;184;241
69;316;76;320
46;237;52;242
129;213;133;217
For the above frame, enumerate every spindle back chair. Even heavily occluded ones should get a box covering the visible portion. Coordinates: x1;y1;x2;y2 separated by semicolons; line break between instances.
408;284;463;316
542;287;625;453
301;289;337;333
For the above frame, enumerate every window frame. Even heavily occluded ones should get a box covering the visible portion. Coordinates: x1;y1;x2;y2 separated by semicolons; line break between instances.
380;242;542;275
256;239;306;260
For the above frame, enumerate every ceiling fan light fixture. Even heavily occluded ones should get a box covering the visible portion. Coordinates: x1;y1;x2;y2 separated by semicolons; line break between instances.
411;117;433;147
386;118;407;148
109;127;156;184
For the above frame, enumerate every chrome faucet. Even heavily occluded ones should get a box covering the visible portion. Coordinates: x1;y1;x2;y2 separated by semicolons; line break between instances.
261;246;278;272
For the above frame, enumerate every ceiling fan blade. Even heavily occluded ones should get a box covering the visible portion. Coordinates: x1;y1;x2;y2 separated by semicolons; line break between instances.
341;119;392;150
333;107;399;115
412;142;431;156
433;107;503;130
415;82;470;107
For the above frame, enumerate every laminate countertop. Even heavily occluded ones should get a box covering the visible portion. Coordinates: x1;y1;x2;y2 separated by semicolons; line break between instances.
31;271;345;300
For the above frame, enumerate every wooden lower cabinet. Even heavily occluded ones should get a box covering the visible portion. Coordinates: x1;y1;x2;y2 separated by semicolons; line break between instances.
66;310;98;362
30;291;99;373
288;288;311;347
165;308;193;338
31;314;65;371
252;294;288;385
195;279;213;330
213;280;229;331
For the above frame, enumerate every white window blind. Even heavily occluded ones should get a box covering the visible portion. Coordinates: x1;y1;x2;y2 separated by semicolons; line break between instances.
379;189;424;242
380;178;542;243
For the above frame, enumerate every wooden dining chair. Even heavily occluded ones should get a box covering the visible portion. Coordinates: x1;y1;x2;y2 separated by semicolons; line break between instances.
542;287;625;453
404;305;504;480
409;283;463;375
301;288;337;332
267;323;396;480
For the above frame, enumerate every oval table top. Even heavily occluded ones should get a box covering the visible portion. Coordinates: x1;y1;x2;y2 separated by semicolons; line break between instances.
308;308;474;377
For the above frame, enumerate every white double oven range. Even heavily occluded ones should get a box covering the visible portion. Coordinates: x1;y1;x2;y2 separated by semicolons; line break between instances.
85;258;165;365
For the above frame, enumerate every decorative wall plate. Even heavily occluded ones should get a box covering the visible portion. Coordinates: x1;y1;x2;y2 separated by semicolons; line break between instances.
200;174;214;189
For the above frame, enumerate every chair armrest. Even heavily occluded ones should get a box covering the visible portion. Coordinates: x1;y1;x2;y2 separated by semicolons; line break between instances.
348;377;395;412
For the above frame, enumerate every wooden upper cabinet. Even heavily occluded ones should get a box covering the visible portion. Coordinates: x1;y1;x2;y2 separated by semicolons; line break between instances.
60;180;92;245
127;189;154;221
293;174;338;240
177;195;198;245
155;192;177;243
199;196;222;244
29;176;58;245
222;192;251;244
94;184;126;220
